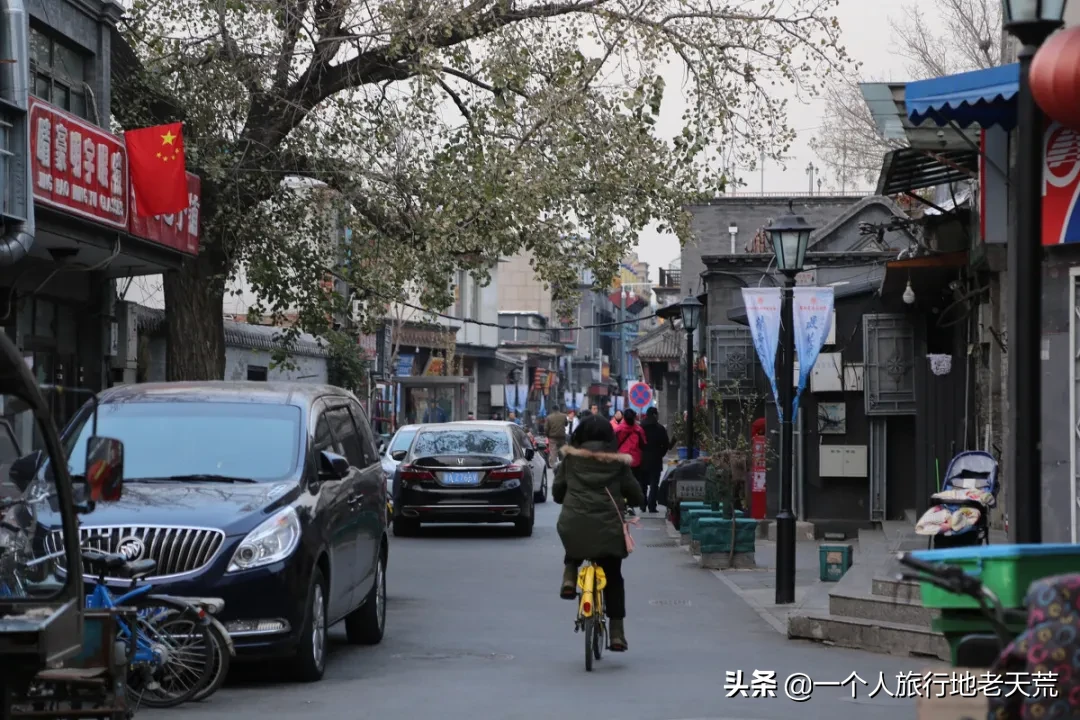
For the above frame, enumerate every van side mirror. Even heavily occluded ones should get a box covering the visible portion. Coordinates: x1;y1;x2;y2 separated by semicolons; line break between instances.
319;450;349;480
9;450;43;492
85;437;124;502
390;450;407;462
524;448;535;461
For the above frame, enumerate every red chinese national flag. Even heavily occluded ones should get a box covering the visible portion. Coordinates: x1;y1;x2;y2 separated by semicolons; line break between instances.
124;122;189;217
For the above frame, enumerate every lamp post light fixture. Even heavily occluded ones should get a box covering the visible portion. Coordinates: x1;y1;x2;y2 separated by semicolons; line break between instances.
679;295;703;460
766;202;815;605
1002;0;1067;544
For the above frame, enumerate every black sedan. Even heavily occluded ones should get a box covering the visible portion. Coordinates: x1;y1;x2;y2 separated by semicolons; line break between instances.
392;423;535;537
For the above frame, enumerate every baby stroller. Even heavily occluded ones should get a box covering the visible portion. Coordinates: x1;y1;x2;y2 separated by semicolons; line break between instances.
914;450;999;549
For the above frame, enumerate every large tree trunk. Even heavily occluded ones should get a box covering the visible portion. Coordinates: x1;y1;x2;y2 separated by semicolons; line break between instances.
163;244;228;381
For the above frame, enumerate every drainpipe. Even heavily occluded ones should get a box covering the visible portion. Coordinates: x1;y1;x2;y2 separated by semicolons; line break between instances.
0;0;34;265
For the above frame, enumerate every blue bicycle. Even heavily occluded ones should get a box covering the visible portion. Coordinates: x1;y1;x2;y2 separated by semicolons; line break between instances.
80;547;214;708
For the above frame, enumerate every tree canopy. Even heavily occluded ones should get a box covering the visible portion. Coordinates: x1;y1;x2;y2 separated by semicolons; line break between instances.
113;0;852;379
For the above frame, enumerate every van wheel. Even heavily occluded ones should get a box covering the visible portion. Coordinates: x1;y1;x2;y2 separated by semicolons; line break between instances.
291;566;328;682
345;553;386;644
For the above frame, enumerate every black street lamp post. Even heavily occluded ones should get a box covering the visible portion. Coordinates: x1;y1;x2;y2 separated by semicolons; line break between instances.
1002;0;1066;544
679;295;703;459
767;203;814;605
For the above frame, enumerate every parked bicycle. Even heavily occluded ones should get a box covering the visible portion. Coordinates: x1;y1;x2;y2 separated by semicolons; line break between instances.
78;547;215;708
574;560;608;672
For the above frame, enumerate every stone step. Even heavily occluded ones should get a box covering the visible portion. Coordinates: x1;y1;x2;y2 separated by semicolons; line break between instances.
764;520;816;542
872;575;922;602
788;611;948;661
828;587;934;627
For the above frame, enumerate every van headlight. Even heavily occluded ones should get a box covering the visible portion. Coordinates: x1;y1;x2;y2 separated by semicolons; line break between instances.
228;506;301;573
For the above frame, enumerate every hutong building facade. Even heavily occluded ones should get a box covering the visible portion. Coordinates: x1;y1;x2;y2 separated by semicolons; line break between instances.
0;0;200;447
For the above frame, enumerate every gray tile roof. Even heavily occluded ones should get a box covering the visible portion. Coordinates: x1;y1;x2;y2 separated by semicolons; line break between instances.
631;323;683;361
132;304;330;357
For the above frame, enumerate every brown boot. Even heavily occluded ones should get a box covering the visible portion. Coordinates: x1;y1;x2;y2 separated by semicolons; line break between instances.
609;617;627;651
560;565;577;599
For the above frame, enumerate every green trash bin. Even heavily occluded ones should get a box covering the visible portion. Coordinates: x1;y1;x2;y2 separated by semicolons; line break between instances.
932;610;1028;666
819;545;853;582
910;543;1080;609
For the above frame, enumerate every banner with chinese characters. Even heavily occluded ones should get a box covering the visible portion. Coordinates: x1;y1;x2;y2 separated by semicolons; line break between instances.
128;172;200;255
741;288;783;420
30;98;128;230
29;97;201;255
791;287;835;422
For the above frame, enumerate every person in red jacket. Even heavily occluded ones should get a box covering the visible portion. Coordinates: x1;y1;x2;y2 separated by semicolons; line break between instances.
610;409;624;430
615;409;647;514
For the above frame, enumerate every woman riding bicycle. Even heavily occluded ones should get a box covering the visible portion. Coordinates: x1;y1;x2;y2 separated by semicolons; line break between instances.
553;414;644;652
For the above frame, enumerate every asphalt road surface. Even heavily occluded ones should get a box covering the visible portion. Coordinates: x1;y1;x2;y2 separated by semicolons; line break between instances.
150;502;927;720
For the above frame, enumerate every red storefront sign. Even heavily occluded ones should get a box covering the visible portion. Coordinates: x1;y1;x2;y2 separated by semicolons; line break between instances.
750;423;767;520
29;98;128;230
128;173;201;255
29;97;201;255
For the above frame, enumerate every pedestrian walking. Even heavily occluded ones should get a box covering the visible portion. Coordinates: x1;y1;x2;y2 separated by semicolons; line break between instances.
566;408;580;436
553;414;643;652
545;405;568;457
640;407;670;513
610;409;624;431
614;409;646;517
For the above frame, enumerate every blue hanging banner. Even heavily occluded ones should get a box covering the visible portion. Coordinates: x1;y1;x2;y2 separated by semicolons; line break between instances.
741;288;783;421
791;287;835;422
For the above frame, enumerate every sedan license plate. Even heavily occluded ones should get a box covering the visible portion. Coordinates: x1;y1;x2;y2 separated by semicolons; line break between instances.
443;472;479;486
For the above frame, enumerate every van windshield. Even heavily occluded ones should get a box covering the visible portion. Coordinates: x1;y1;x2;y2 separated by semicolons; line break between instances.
62;402;302;482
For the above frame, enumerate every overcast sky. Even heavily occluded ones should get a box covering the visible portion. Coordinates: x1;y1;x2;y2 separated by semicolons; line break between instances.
634;0;930;279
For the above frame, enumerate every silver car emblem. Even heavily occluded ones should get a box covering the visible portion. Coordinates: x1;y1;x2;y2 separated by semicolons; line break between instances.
457;458;464;465
116;536;145;561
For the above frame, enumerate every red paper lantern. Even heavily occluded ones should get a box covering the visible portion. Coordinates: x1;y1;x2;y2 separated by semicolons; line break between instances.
1031;27;1080;132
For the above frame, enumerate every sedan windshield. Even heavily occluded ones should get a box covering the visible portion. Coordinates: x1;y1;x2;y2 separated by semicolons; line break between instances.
62;402;302;482
411;429;512;459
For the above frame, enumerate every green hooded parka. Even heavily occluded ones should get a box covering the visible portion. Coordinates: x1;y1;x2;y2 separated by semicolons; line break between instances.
553;441;645;560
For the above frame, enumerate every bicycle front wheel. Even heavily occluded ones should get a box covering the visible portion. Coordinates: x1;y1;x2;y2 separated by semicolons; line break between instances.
127;598;215;708
191;620;231;702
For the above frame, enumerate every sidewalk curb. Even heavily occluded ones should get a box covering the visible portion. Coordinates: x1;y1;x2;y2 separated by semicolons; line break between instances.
663;518;789;637
709;569;787;636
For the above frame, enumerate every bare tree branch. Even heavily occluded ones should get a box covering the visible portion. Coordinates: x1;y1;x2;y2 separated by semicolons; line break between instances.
812;0;1000;190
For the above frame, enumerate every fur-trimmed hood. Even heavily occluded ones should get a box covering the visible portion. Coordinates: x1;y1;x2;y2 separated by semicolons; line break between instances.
560;444;632;465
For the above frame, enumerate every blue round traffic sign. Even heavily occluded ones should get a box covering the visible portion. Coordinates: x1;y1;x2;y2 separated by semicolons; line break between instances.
628;382;653;410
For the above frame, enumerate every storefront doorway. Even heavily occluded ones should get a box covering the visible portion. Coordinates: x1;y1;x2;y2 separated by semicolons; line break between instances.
396;377;471;425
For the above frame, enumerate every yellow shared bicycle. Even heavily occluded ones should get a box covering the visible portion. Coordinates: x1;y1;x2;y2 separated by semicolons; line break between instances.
574;561;608;671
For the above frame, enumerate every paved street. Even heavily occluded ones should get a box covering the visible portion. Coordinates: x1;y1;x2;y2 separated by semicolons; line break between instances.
150;503;926;720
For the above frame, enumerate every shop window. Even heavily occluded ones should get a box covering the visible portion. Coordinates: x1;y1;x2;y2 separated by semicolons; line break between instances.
29;27;89;119
247;365;268;381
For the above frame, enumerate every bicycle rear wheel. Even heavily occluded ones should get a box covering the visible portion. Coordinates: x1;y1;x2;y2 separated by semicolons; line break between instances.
127;598;214;708
584;618;595;672
593;619;603;660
